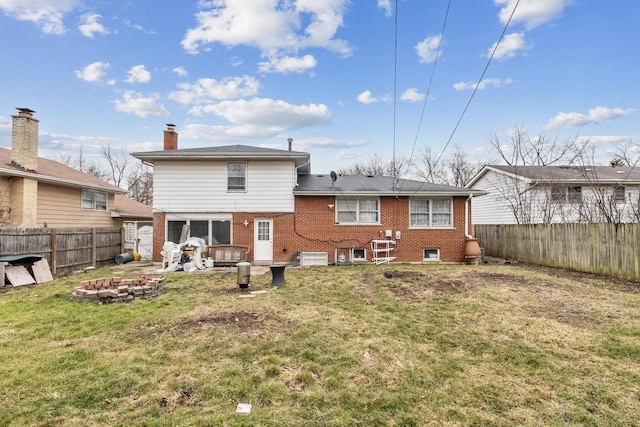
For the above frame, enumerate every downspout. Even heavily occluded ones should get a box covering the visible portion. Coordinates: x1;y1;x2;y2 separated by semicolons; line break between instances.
465;193;473;239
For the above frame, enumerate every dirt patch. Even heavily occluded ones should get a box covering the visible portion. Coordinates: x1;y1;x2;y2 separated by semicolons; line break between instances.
172;310;276;332
379;270;471;301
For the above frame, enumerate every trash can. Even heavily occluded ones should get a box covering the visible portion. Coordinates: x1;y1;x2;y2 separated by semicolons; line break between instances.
237;262;251;289
115;253;133;264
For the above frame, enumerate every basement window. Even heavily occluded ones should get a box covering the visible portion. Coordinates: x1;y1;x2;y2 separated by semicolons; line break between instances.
423;248;440;261
82;190;107;211
353;249;366;261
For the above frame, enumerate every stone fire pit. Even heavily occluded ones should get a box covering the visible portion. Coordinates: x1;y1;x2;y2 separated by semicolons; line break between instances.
72;275;165;303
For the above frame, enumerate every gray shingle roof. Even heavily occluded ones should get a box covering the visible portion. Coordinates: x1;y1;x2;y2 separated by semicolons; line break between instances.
482;165;640;184
295;174;484;196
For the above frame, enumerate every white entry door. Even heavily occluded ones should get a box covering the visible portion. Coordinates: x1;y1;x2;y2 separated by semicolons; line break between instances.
254;218;273;265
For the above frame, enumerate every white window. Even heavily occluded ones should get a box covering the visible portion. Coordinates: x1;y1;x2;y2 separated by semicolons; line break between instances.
353;249;366;260
423;248;440;261
82;190;107;211
227;162;246;191
551;185;582;204
410;199;452;227
167;219;231;245
336;198;379;224
614;185;626;203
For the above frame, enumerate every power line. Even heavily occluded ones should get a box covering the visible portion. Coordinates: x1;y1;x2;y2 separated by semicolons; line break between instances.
399;0;452;192
433;0;521;171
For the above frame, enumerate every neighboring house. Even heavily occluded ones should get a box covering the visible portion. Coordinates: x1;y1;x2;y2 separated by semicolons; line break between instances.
466;164;640;224
132;126;486;264
0;108;152;229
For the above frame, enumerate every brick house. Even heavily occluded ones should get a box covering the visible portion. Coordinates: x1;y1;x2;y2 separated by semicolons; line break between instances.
133;126;485;264
0;108;152;228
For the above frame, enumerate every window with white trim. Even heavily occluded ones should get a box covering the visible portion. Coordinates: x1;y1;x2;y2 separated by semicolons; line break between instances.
423;248;440;261
227;162;246;191
82;190;107;211
336;198;379;224
614;185;626;203
551;185;582;204
409;198;452;227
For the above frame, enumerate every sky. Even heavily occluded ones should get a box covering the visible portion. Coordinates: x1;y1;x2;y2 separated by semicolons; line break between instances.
0;0;638;176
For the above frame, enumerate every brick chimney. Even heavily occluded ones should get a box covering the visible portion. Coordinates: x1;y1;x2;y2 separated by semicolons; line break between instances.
11;108;39;171
164;123;178;150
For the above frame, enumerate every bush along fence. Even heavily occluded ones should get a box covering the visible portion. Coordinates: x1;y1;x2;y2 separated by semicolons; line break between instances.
0;227;122;276
475;223;640;281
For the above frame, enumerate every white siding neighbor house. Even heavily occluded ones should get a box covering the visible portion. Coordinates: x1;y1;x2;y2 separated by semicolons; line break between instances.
466;165;640;224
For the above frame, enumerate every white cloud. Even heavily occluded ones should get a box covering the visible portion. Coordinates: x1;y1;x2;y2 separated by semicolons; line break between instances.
489;32;528;60
357;90;380;104
258;54;318;74
416;35;442;63
191;98;331;129
74;61;112;84
169;75;261;105
400;88;426;102
495;0;570;30
113;90;169;118
453;78;513;91
575;135;632;146
181;0;351;59
172;66;188;77
78;13;109;38
544;106;636;130
0;0;78;34
296;137;369;149
125;65;151;83
378;0;392;17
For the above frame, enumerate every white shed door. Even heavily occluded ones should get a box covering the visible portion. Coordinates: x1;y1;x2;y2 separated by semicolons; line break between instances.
254;218;273;265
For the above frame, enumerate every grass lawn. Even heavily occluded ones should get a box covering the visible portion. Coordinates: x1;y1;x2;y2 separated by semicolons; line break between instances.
1;262;640;426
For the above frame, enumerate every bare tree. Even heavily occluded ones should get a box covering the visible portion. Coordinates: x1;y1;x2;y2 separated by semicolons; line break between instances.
412;147;448;184
338;153;408;178
488;126;580;166
102;142;129;187
126;163;153;205
57;146;110;182
446;145;483;187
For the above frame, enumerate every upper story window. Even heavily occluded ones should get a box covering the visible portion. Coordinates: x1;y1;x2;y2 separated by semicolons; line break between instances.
82;190;107;211
410;198;452;227
551;185;582;204
227;162;246;191
336;198;379;224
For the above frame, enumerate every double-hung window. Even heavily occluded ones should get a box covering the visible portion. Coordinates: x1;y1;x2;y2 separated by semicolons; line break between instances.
409;198;452;227
336;198;379;224
551;185;582;204
614;185;626;203
82;190;107;211
227;162;246;191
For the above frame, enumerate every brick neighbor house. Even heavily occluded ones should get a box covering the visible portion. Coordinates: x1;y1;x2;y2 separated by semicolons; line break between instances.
133;126;485;265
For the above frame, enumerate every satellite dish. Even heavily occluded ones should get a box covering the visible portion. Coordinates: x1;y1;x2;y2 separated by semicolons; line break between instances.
330;171;337;182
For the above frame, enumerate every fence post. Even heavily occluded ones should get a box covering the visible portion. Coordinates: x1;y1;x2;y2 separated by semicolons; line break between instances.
92;228;97;267
51;229;57;275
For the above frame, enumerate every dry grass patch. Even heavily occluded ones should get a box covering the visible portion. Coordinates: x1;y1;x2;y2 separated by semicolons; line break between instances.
2;262;640;426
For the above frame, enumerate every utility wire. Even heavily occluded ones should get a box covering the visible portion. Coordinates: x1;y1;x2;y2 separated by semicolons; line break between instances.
432;0;521;171
400;0;452;191
392;0;399;184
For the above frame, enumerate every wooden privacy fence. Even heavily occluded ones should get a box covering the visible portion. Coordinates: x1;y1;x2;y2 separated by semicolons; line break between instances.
475;223;640;281
0;227;122;276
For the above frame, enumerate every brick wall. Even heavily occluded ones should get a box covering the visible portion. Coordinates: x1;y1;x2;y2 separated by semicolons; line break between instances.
232;196;470;263
152;211;166;262
152;196;473;263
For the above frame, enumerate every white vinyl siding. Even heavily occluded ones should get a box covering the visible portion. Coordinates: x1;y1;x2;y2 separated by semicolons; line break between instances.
153;160;296;212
